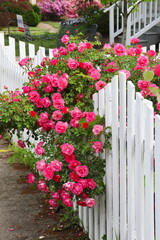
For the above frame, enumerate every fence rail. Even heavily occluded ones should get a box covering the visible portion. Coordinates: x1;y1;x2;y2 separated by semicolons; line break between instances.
0;33;160;240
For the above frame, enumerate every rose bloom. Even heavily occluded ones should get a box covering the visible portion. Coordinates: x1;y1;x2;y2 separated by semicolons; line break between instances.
59;46;68;55
19;57;30;66
43;166;54;180
95;80;106;91
17;140;26;148
114;43;126;56
77;179;88;189
0;134;2;140
105;62;118;73
119;69;131;80
103;43;112;49
86;112;96;123
137;55;149;67
52;48;60;58
29;111;36;117
92;124;104;135
52;110;62;121
38;179;48;192
75;165;89;178
36;159;47;172
51;191;60;200
68;43;77;51
130;38;140;44
68;160;81;170
69;171;80;181
70;107;83;119
138;80;150;90
52;93;62;101
64;154;76;163
53;175;61;182
78;42;86;53
70;118;80;128
61;34;70;44
154;64;160;76
53;98;65;110
62;198;73;207
92;141;103;153
50;159;63;172
156;102;160;111
60;143;75;156
48;199;58;208
63;182;74;191
67;58;79;70
50;59;58;65
58;76;68;91
85;198;96;207
28;91;40;103
89;69;101;80
82;122;89;128
35;146;44;155
147;50;156;57
135;47;143;55
87;179;97;189
28;173;35;184
41;97;51;108
55;121;68;134
71;183;84;195
127;48;136;56
44;84;53;93
77;200;87;207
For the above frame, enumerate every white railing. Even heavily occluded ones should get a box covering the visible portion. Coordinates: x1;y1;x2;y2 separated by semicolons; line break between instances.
1;34;160;240
103;0;160;44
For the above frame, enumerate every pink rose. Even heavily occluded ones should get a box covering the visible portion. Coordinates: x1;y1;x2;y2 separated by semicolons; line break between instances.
28;91;40;102
52;93;62;101
62;198;73;207
92;124;104;135
36;159;47;172
64;154;76;163
52;48;60;58
68;160;81;170
52;110;63;121
68;43;77;51
77;179;88;189
130;38;140;44
147;50;156;57
48;199;58;208
58;76;68;91
0;134;2;140
55;121;68;134
156;102;160;111
127;48;136;56
86;112;96;123
137;55;149;67
85;198;96;207
78;42;86;53
70;118;80;128
87;179;97;189
89;69;101;80
103;43;112;49
71;183;83;195
70;107;83;119
35;146;44;155
154;64;160;76
60;143;75;156
28;173;35;184
44;84;53;93
69;171;80;181
53;98;65;110
51;191;60;200
50;159;63;172
19;57;30;66
50;59;58;65
114;43;126;56
67;58;79;70
63;182;74;191
95;80;106;91
38;180;48;192
105;61;118;73
92;141;103;153
59;46;68;55
138;80;150;90
41;97;51;108
75;165;89;177
43;166;54;180
61;34;70;44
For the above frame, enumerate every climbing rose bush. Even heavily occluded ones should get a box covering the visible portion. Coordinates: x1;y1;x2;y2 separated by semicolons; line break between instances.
1;35;160;209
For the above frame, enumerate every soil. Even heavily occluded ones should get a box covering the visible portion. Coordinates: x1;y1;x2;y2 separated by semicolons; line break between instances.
0;138;89;240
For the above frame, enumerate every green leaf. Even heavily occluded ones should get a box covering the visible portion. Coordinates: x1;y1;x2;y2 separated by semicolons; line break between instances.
149;87;160;102
143;70;154;81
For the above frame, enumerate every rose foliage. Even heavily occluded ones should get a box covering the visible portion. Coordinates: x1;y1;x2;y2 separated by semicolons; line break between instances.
0;35;160;210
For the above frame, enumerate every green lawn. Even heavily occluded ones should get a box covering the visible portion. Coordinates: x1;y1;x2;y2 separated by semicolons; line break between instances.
43;21;61;29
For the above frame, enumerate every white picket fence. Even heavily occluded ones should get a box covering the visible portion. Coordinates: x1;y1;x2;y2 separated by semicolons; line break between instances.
0;34;160;240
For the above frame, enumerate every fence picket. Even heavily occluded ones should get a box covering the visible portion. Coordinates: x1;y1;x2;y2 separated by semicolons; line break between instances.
127;81;136;240
111;75;119;240
19;41;26;60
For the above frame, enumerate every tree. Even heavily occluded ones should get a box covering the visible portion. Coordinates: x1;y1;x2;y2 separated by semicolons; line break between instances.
100;0;152;44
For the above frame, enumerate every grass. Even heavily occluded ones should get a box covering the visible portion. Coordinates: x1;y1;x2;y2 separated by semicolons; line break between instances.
43;21;61;29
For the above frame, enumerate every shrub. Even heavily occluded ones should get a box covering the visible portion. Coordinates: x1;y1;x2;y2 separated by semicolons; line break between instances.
23;11;41;27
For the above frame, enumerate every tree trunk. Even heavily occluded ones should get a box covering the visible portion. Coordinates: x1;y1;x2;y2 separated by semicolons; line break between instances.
121;0;128;45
